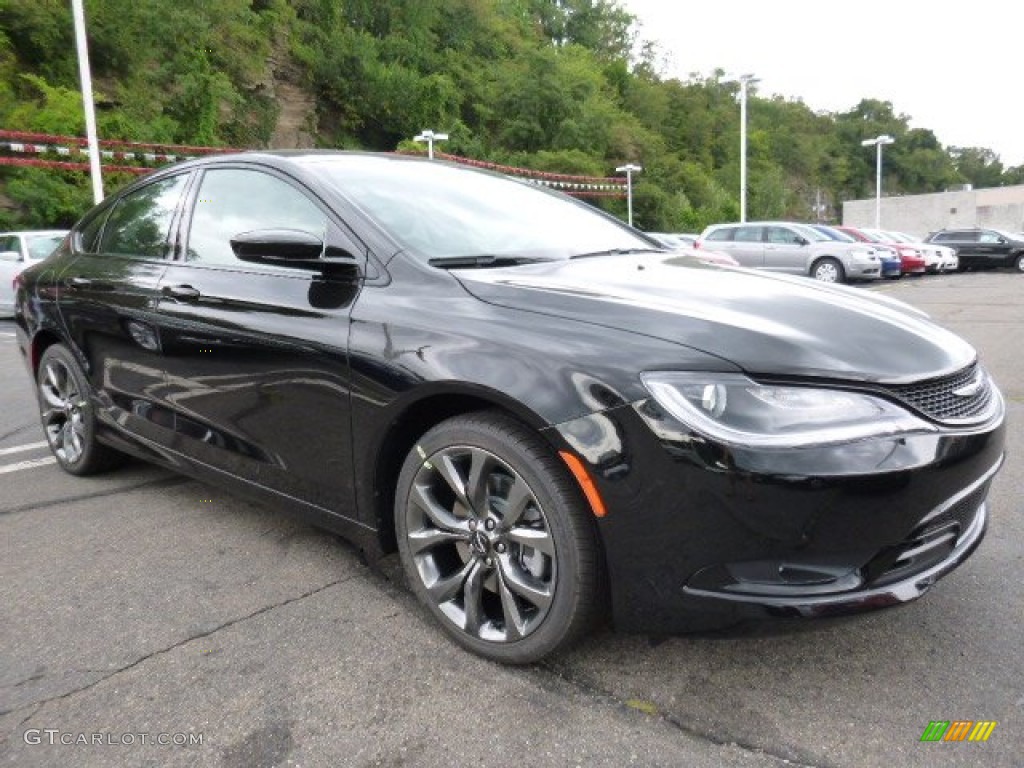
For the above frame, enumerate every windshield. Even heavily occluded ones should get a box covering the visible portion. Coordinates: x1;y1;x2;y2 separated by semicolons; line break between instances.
814;226;856;243
304;155;652;262
890;231;923;243
25;234;66;260
790;223;829;242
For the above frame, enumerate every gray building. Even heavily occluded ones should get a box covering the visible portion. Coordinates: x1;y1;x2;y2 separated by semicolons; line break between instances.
843;184;1024;239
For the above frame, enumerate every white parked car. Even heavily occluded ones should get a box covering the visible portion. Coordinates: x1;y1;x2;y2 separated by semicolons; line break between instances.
883;230;958;273
0;230;68;317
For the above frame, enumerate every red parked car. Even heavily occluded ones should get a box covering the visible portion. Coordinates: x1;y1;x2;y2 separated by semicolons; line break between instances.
838;226;926;275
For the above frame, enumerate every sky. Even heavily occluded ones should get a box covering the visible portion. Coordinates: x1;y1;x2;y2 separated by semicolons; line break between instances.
621;0;1024;167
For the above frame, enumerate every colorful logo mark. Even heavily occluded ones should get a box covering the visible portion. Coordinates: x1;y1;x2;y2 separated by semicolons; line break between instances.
920;721;997;742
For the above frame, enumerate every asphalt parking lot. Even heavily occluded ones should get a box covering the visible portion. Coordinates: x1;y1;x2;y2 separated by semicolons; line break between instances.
0;272;1021;768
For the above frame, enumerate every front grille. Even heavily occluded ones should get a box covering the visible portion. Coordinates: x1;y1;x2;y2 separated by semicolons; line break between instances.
883;364;994;424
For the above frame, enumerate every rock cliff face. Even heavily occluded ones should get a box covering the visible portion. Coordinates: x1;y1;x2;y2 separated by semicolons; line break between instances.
264;40;316;150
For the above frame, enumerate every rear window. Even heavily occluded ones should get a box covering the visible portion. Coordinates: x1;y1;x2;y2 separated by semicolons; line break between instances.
733;226;763;243
705;228;733;242
937;231;977;242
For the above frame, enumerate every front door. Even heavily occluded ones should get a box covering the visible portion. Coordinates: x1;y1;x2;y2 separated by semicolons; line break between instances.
151;165;363;521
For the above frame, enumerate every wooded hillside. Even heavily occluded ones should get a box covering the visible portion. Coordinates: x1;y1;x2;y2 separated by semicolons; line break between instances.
1;0;1020;230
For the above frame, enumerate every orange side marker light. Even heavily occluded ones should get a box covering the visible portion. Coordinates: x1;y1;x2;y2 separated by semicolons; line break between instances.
559;451;607;518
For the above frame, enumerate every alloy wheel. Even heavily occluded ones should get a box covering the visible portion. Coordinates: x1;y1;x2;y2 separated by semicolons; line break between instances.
404;445;557;643
38;357;87;466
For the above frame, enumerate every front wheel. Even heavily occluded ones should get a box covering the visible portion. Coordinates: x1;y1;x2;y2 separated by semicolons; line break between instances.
395;412;602;664
36;344;123;475
811;257;845;283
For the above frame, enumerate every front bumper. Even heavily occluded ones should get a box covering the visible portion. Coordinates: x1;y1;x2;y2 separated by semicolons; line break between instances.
845;257;881;279
548;397;1005;634
680;465;995;619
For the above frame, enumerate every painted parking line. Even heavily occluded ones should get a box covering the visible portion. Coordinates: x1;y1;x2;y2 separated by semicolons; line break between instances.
0;441;48;457
0;456;56;475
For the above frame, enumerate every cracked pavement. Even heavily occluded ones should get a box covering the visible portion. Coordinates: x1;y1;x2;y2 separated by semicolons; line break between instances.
1;273;1022;767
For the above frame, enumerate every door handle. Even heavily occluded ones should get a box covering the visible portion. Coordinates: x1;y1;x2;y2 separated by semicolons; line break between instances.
68;276;93;289
162;284;201;301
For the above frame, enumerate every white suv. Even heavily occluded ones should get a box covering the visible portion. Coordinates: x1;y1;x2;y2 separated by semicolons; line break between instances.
0;230;68;317
696;222;881;283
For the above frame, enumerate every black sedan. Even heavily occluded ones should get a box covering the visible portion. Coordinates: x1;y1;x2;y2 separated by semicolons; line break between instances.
14;152;1005;663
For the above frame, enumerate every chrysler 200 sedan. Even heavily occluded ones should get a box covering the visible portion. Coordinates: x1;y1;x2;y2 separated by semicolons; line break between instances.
14;152;1005;664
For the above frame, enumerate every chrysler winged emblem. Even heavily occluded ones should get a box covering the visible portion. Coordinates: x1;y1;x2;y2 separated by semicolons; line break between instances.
953;370;984;398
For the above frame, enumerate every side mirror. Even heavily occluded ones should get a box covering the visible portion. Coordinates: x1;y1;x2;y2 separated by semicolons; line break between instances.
796;236;809;246
230;229;359;275
0;250;21;263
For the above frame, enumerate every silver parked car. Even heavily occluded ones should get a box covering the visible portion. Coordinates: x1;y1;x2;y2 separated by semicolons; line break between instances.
0;230;68;317
696;222;881;283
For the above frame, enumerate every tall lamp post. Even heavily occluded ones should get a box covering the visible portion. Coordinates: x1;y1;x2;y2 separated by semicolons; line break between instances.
736;73;759;223
72;0;103;203
413;130;448;160
861;134;895;228
615;163;642;227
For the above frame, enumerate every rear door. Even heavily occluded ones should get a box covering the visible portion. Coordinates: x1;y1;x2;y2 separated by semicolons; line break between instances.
726;225;765;267
150;164;364;521
56;173;190;444
942;230;980;266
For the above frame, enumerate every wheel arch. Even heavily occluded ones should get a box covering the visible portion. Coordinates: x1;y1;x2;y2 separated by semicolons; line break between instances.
29;329;64;377
809;254;845;282
370;387;551;554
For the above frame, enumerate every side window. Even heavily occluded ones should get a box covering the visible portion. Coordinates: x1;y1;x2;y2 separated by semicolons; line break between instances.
78;205;113;253
978;231;1001;243
706;228;733;242
734;226;763;243
185;169;327;266
99;174;189;259
767;227;800;244
0;235;19;260
956;231;979;242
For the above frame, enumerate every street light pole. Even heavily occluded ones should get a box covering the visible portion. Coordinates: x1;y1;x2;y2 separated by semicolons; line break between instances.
413;130;448;160
737;73;758;223
615;163;642;226
861;134;895;229
71;0;103;204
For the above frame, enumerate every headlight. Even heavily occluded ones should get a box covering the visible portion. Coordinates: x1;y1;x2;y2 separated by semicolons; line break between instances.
640;372;936;449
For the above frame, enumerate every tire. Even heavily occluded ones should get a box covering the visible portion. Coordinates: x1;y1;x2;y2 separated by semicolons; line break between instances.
395;411;601;664
1015;253;1024;272
811;257;844;284
36;344;123;476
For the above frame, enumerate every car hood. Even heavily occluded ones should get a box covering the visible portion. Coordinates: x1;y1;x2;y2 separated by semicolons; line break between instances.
454;254;975;383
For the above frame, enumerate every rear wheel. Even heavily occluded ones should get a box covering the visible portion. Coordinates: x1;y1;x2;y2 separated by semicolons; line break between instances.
36;345;123;475
811;257;844;283
395;412;601;664
1014;253;1024;272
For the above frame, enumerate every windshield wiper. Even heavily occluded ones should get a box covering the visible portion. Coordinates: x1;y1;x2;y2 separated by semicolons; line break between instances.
570;247;664;260
428;255;549;269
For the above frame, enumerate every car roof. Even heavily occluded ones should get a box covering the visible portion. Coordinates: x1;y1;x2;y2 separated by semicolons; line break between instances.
0;230;69;237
